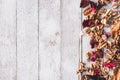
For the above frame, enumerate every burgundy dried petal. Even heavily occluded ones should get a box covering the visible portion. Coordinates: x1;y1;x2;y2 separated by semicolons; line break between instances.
90;39;98;48
85;75;105;80
96;50;103;58
94;69;100;74
82;19;93;28
91;8;96;13
90;1;97;9
91;51;96;56
91;57;96;62
80;0;90;8
104;62;116;68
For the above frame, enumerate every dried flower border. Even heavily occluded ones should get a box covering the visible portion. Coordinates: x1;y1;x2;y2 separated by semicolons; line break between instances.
77;0;120;80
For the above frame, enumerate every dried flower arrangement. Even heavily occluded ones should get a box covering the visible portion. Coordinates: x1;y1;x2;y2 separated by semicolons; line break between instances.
77;0;120;80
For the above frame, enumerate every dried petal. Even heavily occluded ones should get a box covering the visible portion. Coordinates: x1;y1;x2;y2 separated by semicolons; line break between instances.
82;19;93;28
80;0;90;8
90;39;98;48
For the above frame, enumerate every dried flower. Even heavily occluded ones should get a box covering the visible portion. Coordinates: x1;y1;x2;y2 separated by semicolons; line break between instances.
94;69;100;74
96;50;103;58
80;0;90;8
90;1;97;9
91;57;96;62
90;39;98;48
91;8;96;13
104;62;116;69
82;19;93;28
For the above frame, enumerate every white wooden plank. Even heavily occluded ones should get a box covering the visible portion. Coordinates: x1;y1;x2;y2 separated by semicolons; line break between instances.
17;0;38;80
0;0;16;80
39;0;61;80
61;0;81;80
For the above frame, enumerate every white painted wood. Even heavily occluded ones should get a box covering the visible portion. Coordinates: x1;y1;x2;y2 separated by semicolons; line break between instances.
0;0;16;80
17;0;38;80
39;0;61;80
0;0;83;80
61;0;81;80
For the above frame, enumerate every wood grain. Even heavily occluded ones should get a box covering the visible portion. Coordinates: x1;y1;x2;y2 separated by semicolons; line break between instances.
0;0;16;80
17;0;38;80
0;0;83;80
61;0;81;80
39;0;61;80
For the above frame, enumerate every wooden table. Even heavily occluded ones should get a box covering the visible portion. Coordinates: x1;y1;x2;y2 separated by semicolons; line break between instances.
0;0;82;80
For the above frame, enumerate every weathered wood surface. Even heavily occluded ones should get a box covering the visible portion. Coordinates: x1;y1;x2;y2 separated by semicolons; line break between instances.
17;0;38;80
0;0;82;80
61;0;81;80
39;0;61;80
0;0;16;80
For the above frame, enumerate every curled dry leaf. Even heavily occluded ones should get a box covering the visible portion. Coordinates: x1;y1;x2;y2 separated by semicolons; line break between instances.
110;21;120;39
112;3;119;9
